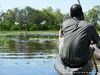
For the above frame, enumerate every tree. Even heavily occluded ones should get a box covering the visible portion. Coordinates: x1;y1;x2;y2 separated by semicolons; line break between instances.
25;6;38;30
42;7;55;25
53;9;64;25
85;5;100;25
5;9;15;24
0;11;5;30
0;10;15;31
19;9;28;30
63;13;70;21
32;10;45;25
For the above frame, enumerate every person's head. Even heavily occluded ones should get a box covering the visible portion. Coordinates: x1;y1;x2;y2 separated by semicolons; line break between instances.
70;4;84;19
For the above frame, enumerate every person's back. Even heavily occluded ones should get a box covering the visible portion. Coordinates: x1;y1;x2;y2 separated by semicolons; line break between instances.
55;4;100;75
60;17;99;65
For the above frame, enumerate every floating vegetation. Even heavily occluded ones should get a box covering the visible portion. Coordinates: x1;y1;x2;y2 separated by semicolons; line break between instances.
0;35;10;46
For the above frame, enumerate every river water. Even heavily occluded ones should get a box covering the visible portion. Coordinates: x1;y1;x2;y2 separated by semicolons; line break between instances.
0;34;100;75
0;34;58;75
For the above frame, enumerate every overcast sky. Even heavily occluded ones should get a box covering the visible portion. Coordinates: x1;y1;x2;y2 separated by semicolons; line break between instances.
0;0;100;14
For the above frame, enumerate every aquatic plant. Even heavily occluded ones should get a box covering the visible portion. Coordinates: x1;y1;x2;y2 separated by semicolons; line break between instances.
0;35;9;46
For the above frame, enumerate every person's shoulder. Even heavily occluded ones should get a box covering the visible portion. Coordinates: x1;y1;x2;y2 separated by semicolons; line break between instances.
80;20;95;27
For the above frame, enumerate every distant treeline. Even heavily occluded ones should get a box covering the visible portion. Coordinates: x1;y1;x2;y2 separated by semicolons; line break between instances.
0;6;100;31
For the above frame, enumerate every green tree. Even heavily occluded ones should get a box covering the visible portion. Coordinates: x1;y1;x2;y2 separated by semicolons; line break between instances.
63;13;70;21
85;5;100;25
0;11;5;30
5;9;15;24
53;9;64;25
42;7;55;25
25;6;38;30
19;9;29;30
3;21;13;30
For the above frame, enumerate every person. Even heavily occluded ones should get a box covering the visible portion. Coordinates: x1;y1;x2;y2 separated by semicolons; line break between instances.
55;4;100;75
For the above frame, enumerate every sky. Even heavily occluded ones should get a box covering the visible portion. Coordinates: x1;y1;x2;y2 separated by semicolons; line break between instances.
0;0;100;14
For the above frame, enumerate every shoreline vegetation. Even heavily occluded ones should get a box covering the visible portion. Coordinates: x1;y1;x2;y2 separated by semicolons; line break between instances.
0;30;59;35
0;30;100;35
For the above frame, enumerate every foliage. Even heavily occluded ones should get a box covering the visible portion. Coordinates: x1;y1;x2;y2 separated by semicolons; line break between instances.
53;9;64;25
30;24;37;31
0;35;9;46
0;5;100;31
10;25;19;31
85;6;100;25
39;24;49;30
96;25;100;31
63;13;71;21
3;21;13;30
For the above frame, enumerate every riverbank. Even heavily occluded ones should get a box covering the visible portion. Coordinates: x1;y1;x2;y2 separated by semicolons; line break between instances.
0;31;59;35
0;30;100;35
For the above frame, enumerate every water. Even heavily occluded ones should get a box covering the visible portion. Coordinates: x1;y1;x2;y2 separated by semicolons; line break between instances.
0;34;58;75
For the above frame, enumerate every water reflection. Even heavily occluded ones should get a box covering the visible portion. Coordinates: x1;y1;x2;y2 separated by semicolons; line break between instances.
0;34;58;75
0;34;58;59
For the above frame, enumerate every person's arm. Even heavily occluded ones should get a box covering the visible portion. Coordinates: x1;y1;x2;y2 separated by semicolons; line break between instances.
59;29;63;40
58;29;64;54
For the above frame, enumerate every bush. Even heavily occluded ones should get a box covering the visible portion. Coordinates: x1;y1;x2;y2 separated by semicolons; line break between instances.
3;21;13;31
10;25;19;31
39;24;49;30
48;24;60;30
22;24;27;31
30;24;37;31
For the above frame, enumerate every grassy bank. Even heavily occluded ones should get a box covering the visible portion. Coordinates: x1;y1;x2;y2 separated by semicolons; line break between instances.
0;30;99;35
0;30;59;35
